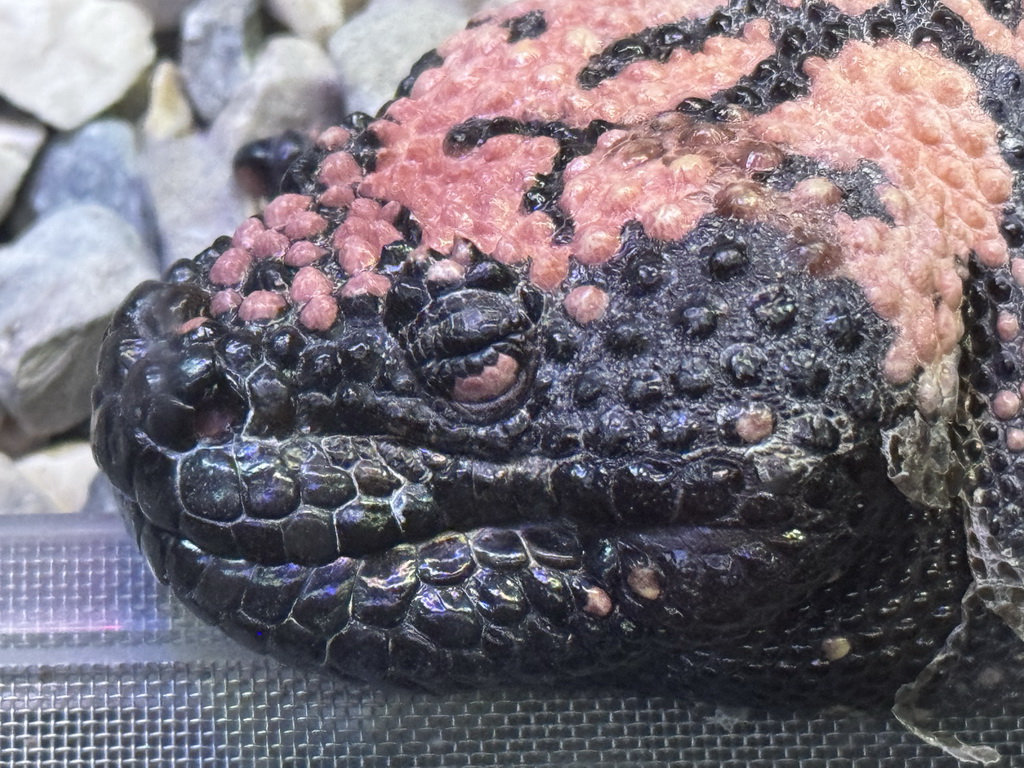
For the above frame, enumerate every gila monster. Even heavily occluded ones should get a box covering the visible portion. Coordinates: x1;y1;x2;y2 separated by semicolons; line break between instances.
92;0;1024;760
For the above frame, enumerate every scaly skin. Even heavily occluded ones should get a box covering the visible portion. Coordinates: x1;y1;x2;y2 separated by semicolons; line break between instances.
92;0;1024;723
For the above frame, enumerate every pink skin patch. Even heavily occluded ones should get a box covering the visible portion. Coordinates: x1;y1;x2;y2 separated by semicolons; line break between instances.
337;236;378;274
283;211;328;240
251;230;290;260
735;406;775;444
263;194;311;229
319;184;356;209
284;241;326;268
290;266;333;304
360;14;773;287
998;311;1021;342
829;0;885;12
300;294;338;331
238;291;287;322
751;40;1012;382
211;289;242;315
426;258;466;284
993;390;1022;421
1012;259;1024;287
332;199;403;275
232;217;265;251
317;126;351;151
341;272;391;298
209;247;252;286
452;353;520;403
1007;428;1024;453
318;151;362;187
564;285;609;324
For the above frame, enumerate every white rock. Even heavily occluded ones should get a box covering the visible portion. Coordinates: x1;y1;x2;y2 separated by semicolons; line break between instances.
15;441;99;513
142;132;253;268
142;60;195;142
328;0;476;116
0;453;58;515
180;0;262;122
0;111;47;223
266;0;345;43
0;0;155;131
0;204;158;438
212;35;343;152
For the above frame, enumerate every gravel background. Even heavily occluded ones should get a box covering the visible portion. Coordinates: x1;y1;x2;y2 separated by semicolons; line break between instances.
0;0;514;516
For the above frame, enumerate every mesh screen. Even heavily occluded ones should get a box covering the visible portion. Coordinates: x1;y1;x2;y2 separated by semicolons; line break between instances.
0;509;1021;767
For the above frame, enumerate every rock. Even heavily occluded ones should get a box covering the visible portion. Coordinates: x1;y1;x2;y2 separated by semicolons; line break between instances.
266;0;346;43
28;119;161;260
0;205;158;438
126;0;193;31
0;0;155;131
0;111;47;223
0;453;58;515
142;61;195;141
212;35;344;152
142;132;252;268
15;441;99;513
328;0;476;116
180;0;262;122
0;410;48;459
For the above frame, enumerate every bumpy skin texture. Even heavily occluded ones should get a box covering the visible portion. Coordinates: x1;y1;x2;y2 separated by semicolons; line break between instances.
92;0;1024;711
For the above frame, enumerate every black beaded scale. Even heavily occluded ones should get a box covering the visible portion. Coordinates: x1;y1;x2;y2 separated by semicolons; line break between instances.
91;0;1024;722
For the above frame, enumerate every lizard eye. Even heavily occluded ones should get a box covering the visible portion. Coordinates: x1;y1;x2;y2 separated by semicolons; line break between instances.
400;287;541;413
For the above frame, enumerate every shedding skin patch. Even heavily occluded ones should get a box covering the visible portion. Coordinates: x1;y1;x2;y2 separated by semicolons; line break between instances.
750;40;1012;382
562;115;839;267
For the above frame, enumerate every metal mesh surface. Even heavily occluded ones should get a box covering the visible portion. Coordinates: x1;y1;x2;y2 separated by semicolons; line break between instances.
1;509;1022;767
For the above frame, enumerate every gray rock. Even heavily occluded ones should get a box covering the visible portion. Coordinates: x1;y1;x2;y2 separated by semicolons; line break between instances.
142;132;252;268
180;0;262;122
142;61;195;141
0;111;47;223
0;205;158;438
0;0;155;130
212;35;344;152
29;119;161;260
328;0;476;116
0;453;58;515
0;409;48;459
266;0;346;43
15;441;99;513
